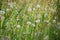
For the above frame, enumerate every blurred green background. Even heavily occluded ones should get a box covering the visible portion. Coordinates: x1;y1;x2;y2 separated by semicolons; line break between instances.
0;0;60;40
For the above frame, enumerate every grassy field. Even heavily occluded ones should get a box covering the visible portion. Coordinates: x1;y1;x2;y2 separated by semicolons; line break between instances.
0;0;60;40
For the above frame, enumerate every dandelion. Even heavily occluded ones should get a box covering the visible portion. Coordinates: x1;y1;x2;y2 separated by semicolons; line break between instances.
8;2;14;8
6;8;10;11
0;10;5;15
44;8;47;11
35;19;40;23
33;8;36;11
54;16;58;20
32;24;35;27
36;4;40;8
16;25;21;28
27;21;31;25
53;19;56;23
28;7;32;12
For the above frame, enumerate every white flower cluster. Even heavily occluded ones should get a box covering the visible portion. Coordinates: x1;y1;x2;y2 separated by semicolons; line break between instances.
8;2;16;8
27;21;35;27
27;4;40;12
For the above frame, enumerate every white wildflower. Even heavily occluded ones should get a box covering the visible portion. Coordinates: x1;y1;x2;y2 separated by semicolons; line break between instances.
36;4;40;8
33;8;36;11
0;10;5;15
28;7;32;12
44;8;47;11
8;2;14;8
35;19;40;23
16;25;21;28
53;19;56;23
32;24;35;27
54;16;58;19
27;21;31;25
6;8;10;11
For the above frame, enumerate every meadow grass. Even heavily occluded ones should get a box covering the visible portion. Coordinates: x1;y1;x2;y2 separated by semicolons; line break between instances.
0;0;60;40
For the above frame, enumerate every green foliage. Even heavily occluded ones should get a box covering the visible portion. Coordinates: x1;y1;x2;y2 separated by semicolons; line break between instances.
0;0;60;40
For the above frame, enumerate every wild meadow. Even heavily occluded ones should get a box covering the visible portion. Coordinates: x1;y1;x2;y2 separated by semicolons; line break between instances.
0;0;60;40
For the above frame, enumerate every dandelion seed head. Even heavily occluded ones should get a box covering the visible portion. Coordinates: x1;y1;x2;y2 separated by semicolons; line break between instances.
27;21;31;25
36;4;40;8
0;10;5;15
53;19;56;23
32;24;35;27
33;8;36;11
28;7;32;12
35;19;40;23
44;8;47;11
6;8;10;11
8;2;14;8
16;25;21;28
